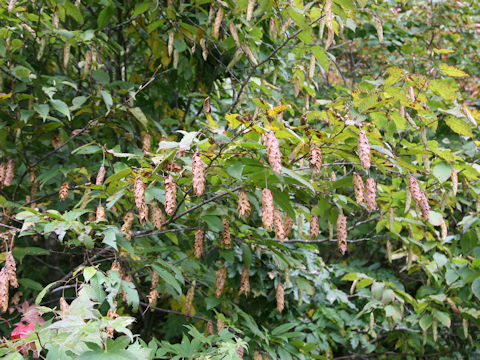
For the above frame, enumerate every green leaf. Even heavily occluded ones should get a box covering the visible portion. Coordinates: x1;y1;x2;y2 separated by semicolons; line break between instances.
133;1;152;16
472;277;480;300
312;45;329;71
444;116;472;137
227;162;245;180
439;63;469;77
151;264;182;296
429;211;443;226
34;104;49;121
282;168;315;193
83;266;97;282
64;1;84;24
36;281;59;305
434;310;451;328
98;6;114;29
432;162;451;183
50;99;70;120
419;314;433;331
101;90;113;111
129;107;148;128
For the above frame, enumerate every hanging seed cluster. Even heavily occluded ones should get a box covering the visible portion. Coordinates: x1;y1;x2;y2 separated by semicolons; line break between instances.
408;175;430;219
221;218;231;248
194;229;204;258
365;177;377;212
185;285;195;317
262;132;282;174
353;172;364;204
237;190;251;218
150;203;165;230
451;168;458;195
309;146;322;172
276;282;284;313
0;251;18;312
273;208;285;242
96;164;106;185
357;130;371;170
284;214;294;238
59;181;69;201
262;188;274;231
134;176;148;225
239;266;250;296
215;266;227;298
0;159;15;188
148;271;159;306
142;133;151;155
121;211;135;240
164;175;176;216
337;214;347;256
192;151;206;196
96;203;106;221
310;214;319;239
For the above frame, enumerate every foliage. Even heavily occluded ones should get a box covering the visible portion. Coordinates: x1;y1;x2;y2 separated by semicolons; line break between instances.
0;0;479;359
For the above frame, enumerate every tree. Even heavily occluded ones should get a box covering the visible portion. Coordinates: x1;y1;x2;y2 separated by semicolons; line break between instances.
0;0;479;358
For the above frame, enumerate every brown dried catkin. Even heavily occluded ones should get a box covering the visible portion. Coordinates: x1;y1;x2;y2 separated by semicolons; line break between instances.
59;181;69;201
164;175;176;216
5;252;18;289
337;214;347;256
239;266;250;296
237;190;251;218
0;268;9;312
276;282;284;313
212;7;224;39
96;204;106;221
310;214;319;239
353;172;364;204
194;229;204;258
309;146;322;172
262;188;274;231
357;130;371;170
284;214;294;238
215;266;227;298
262;132;282;174
121;211;135;240
0;162;5;188
408;175;430;219
451;168;458;195
221;218;231;248
150;203;165;230
134;176;148;225
3;159;14;187
365;177;377;212
192;151;205;196
185;285;195;317
273;208;285;242
96;164;106;185
142;133;151;155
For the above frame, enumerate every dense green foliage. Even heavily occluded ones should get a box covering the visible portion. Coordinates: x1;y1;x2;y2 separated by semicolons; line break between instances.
0;0;479;359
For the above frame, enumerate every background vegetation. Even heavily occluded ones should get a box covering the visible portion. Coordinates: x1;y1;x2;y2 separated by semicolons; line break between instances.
0;0;479;358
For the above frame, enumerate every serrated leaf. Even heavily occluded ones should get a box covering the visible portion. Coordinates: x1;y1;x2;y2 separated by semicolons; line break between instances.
97;6;114;30
129;107;148;128
439;63;469;77
50;99;70;120
445;116;472;137
472;277;480;300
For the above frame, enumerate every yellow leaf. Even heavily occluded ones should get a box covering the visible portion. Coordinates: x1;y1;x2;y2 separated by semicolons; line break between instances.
433;48;454;54
445;116;472;137
439;63;469;77
0;93;13;101
206;113;218;129
267;105;290;116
